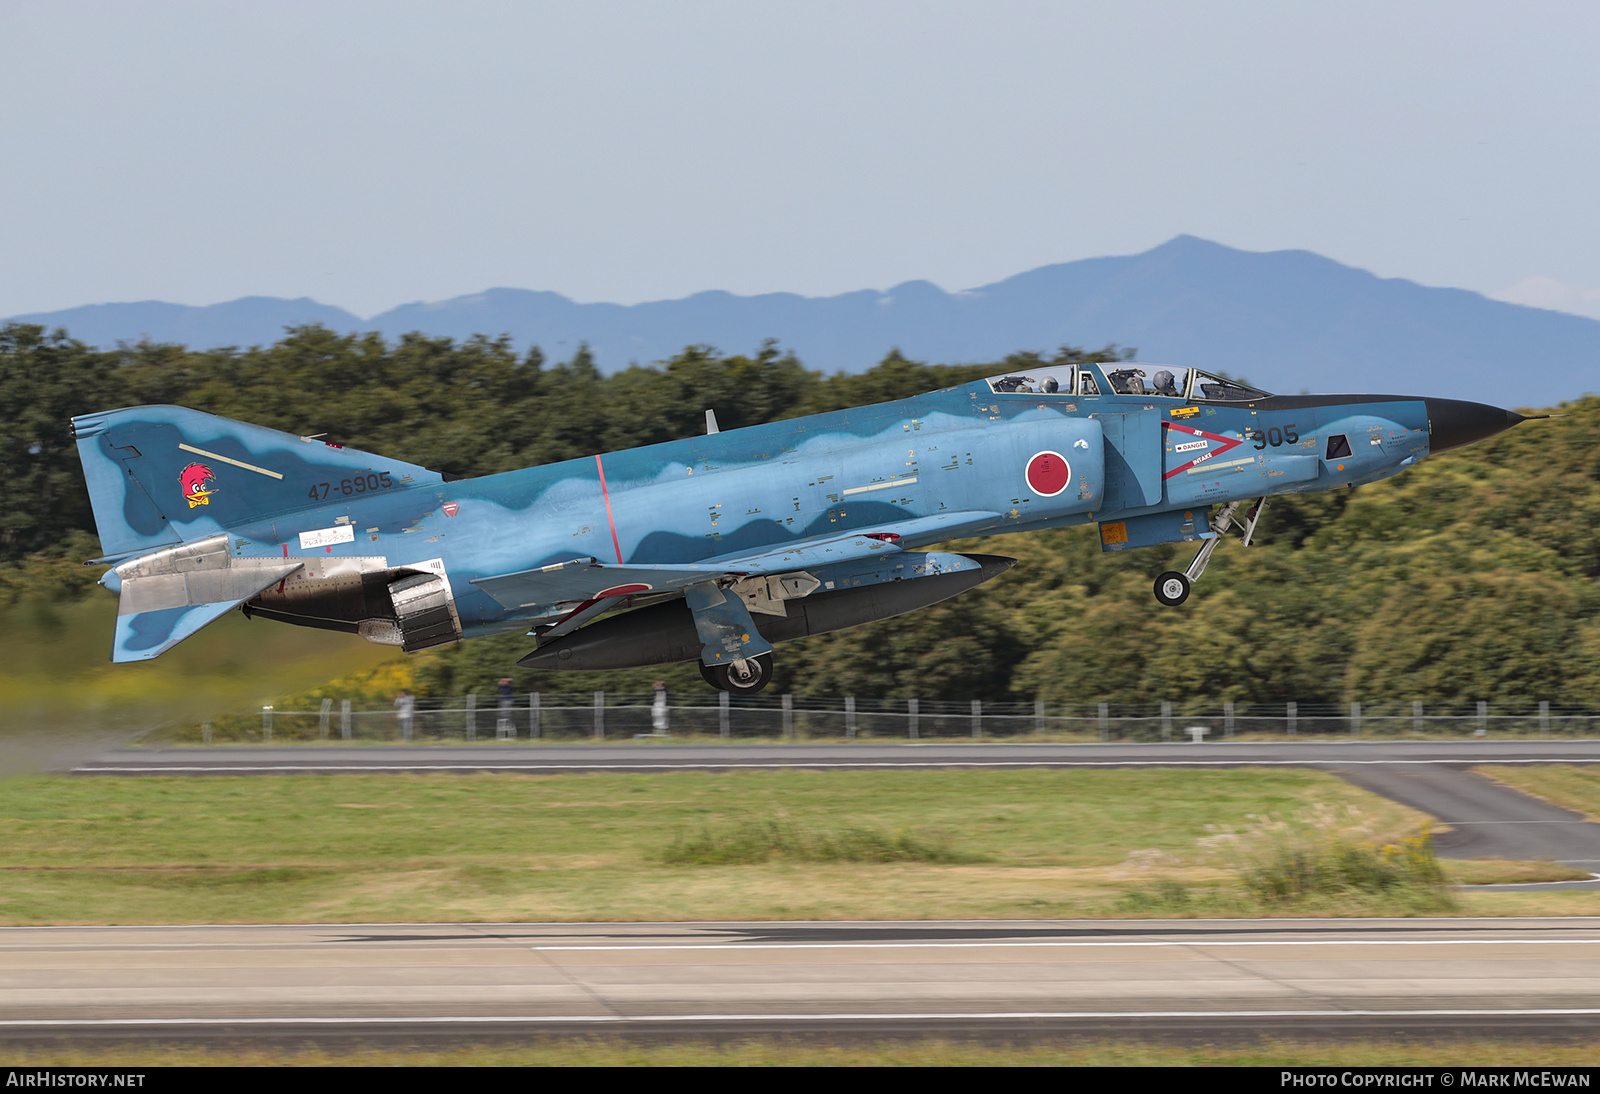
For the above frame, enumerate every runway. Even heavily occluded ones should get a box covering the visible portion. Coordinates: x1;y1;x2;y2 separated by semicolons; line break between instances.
25;746;1600;1047
67;738;1600;776
1335;765;1600;873
2;918;1598;1046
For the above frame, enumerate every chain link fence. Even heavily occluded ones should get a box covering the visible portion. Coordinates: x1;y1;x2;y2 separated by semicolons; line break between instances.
204;695;1600;744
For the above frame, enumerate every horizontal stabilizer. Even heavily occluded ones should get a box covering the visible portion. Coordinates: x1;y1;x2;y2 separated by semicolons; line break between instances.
113;600;253;663
107;534;304;662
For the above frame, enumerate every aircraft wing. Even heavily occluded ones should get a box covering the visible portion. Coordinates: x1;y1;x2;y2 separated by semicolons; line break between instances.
469;509;1002;613
470;557;730;613
700;509;1002;570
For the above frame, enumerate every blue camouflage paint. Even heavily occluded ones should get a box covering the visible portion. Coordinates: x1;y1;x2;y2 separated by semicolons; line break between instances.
74;358;1506;672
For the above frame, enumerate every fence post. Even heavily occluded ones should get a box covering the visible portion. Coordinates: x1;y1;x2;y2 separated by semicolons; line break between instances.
341;699;352;741
1350;701;1361;737
319;698;332;740
1477;700;1488;737
1223;700;1234;739
1034;699;1045;736
1540;700;1550;735
719;691;730;739
1413;700;1423;736
1098;702;1109;741
466;693;477;741
593;691;605;739
845;696;857;739
262;705;273;744
1160;701;1171;741
202;720;212;744
908;698;919;740
530;692;541;740
782;693;794;740
1287;701;1297;736
971;699;982;739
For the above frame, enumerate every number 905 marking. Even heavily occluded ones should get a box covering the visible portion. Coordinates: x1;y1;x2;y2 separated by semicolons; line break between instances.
308;471;392;501
1250;425;1300;450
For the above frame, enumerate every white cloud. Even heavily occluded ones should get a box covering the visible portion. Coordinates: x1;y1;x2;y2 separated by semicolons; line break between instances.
1489;276;1600;322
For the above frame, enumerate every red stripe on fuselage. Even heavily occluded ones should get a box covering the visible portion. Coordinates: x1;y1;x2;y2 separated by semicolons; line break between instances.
1160;421;1246;480
595;454;624;564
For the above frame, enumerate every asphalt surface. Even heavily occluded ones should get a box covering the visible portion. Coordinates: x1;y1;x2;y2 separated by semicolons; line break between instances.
2;918;1597;1047
66;737;1600;775
1334;765;1600;874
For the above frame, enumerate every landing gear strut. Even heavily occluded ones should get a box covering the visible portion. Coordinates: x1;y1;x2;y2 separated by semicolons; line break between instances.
701;653;774;695
1153;498;1268;607
684;579;777;694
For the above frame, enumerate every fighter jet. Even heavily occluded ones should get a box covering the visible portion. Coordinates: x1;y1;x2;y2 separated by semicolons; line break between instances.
73;360;1535;692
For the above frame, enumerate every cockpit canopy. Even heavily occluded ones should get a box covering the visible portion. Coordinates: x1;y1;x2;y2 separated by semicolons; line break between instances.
986;364;1270;402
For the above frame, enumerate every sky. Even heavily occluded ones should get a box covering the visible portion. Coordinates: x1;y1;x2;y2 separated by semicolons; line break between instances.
4;1;1599;320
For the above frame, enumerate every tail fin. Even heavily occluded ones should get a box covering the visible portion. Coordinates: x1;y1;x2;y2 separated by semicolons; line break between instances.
73;405;445;560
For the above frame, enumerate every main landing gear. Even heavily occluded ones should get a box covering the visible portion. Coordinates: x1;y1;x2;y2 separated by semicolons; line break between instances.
698;653;775;695
1153;498;1268;608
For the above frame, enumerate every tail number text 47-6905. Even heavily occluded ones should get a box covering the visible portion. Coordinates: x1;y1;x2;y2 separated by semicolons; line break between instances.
308;472;393;501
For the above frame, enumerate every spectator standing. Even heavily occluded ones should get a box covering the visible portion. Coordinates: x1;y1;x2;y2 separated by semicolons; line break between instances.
497;677;515;738
652;681;670;735
394;689;415;741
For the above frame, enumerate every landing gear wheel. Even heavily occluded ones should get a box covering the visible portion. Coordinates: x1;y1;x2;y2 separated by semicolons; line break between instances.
712;653;774;695
1154;571;1191;607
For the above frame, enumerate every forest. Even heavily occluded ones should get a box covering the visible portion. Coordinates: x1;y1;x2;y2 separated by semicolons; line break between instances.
2;320;1595;709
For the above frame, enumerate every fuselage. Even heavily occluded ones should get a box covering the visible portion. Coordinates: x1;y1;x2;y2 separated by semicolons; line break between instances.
78;358;1526;670
233;359;1458;641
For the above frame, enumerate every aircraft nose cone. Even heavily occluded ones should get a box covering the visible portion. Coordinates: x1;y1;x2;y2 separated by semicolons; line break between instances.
1424;398;1527;454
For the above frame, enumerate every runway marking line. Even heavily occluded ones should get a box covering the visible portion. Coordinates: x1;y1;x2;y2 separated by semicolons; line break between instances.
5;916;1598;931
522;938;1600;950
69;758;1600;774
2;939;1597;952
5;1009;1600;1028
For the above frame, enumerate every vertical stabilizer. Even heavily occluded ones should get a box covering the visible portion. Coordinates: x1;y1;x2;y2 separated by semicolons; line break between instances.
73;405;444;560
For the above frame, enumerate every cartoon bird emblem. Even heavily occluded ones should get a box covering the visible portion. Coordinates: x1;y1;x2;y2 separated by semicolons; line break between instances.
179;463;217;508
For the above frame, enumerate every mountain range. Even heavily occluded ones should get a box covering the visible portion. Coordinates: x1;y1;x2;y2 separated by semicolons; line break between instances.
11;236;1597;407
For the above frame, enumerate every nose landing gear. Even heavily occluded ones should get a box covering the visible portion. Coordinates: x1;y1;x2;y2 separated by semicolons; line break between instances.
1153;498;1268;607
1154;571;1191;606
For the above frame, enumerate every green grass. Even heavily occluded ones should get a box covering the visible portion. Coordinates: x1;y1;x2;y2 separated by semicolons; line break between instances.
1118;822;1458;915
1477;765;1600;822
0;767;1543;923
659;813;984;864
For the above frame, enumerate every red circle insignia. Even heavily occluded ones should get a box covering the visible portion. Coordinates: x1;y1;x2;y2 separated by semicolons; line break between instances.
1025;450;1072;497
